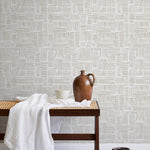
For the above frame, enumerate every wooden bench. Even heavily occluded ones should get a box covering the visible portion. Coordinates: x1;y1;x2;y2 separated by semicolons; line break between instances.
0;100;100;150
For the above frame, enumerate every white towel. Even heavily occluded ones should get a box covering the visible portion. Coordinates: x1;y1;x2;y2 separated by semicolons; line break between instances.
15;97;91;134
4;94;91;150
49;98;91;134
4;94;54;150
16;96;28;101
48;97;91;107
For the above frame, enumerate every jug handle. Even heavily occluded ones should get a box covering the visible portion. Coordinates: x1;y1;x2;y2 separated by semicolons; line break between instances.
87;73;95;87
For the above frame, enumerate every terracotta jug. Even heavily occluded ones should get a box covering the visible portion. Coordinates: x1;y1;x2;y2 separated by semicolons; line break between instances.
73;70;95;102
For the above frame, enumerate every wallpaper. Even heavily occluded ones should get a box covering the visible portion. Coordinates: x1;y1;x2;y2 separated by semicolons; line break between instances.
0;0;150;143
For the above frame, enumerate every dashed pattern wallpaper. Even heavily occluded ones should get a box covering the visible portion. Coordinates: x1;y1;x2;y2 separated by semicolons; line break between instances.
0;0;150;143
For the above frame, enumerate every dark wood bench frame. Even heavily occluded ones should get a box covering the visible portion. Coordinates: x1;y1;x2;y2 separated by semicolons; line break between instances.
0;101;100;150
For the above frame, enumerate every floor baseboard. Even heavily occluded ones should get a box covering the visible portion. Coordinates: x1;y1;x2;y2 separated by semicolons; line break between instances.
55;142;150;150
1;142;150;150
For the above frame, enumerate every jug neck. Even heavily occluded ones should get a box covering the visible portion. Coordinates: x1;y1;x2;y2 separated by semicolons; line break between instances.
81;70;85;75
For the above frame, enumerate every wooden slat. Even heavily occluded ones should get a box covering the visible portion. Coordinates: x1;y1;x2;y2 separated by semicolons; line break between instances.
50;109;100;116
52;134;95;140
0;109;100;116
0;109;9;116
0;133;4;140
0;133;95;141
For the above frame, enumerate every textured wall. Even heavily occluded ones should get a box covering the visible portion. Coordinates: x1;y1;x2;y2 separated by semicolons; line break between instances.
0;0;150;143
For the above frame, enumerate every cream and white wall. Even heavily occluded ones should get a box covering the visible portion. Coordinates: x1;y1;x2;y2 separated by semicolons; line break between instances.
0;0;150;144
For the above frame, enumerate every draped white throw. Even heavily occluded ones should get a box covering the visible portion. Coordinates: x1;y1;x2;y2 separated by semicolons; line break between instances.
4;93;91;150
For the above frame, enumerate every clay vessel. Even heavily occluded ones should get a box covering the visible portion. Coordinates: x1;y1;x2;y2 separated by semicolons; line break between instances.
73;70;95;102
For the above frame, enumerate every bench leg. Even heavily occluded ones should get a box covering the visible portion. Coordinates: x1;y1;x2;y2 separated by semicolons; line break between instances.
95;116;99;150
